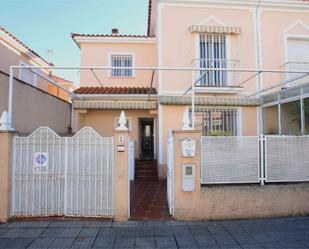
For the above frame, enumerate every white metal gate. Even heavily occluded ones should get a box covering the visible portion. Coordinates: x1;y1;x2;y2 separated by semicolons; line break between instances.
167;129;174;216
12;126;114;218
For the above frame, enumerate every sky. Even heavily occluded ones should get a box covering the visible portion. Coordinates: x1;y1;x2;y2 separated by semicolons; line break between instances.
0;0;149;83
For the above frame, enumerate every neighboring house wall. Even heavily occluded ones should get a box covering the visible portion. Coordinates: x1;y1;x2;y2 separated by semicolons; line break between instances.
0;39;50;92
79;42;157;88
0;72;71;134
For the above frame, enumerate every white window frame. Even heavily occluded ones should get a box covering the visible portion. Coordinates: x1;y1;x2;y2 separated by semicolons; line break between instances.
108;52;135;78
18;60;37;87
284;34;309;87
194;33;232;87
115;117;132;131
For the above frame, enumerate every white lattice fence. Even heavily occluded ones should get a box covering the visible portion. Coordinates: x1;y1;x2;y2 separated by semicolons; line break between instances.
12;127;114;218
265;136;309;182
201;136;260;184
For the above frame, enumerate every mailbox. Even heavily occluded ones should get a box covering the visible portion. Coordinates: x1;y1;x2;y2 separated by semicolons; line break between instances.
182;164;195;192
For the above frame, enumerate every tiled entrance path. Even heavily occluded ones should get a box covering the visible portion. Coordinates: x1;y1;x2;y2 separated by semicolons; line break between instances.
130;160;172;220
0;217;308;248
130;179;171;220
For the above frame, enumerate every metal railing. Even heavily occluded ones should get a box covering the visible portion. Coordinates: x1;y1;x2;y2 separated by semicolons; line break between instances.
192;59;240;87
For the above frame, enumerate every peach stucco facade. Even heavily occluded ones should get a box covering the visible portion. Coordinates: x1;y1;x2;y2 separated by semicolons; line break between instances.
79;41;157;88
72;0;309;178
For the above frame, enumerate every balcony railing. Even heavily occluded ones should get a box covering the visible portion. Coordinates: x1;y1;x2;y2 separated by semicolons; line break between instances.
192;59;240;88
281;61;309;87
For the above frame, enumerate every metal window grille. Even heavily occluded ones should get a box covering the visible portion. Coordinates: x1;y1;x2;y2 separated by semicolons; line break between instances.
193;107;238;136
111;55;133;77
199;34;227;86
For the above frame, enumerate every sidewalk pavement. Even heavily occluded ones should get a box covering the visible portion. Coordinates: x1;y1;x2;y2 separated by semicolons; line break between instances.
0;216;308;248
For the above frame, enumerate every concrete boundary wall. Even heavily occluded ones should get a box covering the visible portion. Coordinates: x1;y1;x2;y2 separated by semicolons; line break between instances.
172;130;309;221
0;71;71;134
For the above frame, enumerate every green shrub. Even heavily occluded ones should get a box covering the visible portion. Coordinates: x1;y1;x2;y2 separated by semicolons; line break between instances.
207;130;233;136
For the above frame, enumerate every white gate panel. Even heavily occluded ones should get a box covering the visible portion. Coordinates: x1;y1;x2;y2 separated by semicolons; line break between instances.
65;128;114;217
12;127;114;218
201;136;260;184
12;127;65;217
265;136;309;182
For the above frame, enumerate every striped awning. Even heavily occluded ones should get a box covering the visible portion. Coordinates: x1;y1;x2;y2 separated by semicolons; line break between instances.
73;100;157;110
159;96;260;106
189;25;241;34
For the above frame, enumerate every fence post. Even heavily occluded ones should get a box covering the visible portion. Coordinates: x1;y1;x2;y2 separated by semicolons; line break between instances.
0;131;15;222
260;134;266;186
172;129;201;218
114;130;129;221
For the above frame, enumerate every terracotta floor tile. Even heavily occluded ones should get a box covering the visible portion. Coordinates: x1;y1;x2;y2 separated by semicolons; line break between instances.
130;178;172;221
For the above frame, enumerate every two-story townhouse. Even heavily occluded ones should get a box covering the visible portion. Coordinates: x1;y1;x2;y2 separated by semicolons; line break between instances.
72;0;309;179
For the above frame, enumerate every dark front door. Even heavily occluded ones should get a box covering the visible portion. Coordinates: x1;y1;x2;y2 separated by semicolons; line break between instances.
139;119;154;160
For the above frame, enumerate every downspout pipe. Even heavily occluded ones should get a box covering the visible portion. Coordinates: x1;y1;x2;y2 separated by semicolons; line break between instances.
255;0;264;136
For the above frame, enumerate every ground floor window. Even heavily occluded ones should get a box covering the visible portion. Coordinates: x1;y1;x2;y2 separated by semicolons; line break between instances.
193;107;239;136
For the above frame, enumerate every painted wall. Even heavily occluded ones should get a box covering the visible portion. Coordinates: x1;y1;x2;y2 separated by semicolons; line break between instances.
0;72;71;134
79;42;157;88
159;5;257;95
74;109;157;159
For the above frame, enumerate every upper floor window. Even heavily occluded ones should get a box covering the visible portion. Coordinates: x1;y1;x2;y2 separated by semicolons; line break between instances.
285;38;309;86
18;61;37;86
199;34;227;87
110;54;134;77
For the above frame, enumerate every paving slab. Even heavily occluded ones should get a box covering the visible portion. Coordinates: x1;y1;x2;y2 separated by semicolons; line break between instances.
27;237;55;249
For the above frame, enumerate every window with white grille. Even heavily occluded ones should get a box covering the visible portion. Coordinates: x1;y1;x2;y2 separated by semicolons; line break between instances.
194;107;239;136
110;54;133;77
199;34;227;86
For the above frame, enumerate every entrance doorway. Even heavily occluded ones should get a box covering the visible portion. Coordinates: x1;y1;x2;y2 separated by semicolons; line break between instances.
139;118;154;160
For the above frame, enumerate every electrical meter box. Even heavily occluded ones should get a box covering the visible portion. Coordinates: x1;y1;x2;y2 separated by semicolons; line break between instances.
182;164;195;192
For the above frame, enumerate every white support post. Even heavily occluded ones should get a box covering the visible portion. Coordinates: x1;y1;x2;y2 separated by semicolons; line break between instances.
8;66;14;130
191;77;195;129
259;134;265;186
300;88;305;135
278;104;282;135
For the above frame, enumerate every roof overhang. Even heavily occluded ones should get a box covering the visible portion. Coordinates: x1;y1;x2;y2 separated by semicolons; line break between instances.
73;94;157;100
72;35;156;48
158;0;309;10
